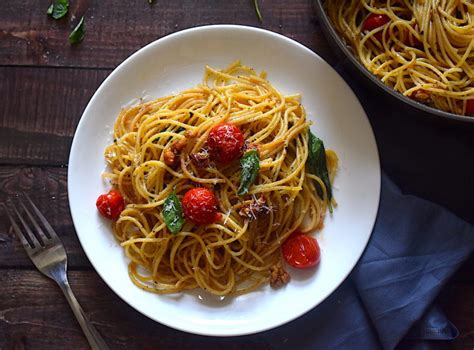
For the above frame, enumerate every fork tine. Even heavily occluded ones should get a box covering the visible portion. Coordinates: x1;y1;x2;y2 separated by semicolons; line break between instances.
3;200;40;249
19;195;51;243
2;203;31;249
22;192;57;240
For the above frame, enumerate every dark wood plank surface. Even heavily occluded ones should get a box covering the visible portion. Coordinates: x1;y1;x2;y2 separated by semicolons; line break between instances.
0;0;331;69
0;270;273;350
0;67;109;165
2;269;473;350
1;0;473;349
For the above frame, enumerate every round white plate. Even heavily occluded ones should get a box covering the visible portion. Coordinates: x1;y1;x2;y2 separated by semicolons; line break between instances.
68;25;380;337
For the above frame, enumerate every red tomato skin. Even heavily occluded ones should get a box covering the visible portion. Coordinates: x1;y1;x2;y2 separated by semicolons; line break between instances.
182;188;220;225
96;190;125;220
466;100;474;116
363;13;390;32
207;123;244;164
282;231;321;269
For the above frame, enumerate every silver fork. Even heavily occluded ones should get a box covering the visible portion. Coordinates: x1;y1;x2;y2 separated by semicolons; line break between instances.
4;193;109;350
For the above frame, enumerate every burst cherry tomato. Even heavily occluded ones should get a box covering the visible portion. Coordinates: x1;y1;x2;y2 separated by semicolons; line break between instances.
96;190;125;220
207;123;244;164
282;231;321;269
363;13;390;41
466;100;474;116
363;13;390;31
182;187;221;225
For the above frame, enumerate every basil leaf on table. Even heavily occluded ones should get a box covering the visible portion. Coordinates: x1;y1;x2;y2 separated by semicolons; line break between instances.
69;16;85;45
238;150;260;196
163;192;184;235
47;0;69;19
307;130;333;213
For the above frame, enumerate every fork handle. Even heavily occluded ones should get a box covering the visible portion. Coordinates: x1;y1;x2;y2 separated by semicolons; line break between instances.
58;280;110;350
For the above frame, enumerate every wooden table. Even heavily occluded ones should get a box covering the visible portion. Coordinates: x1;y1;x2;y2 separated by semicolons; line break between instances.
1;1;473;349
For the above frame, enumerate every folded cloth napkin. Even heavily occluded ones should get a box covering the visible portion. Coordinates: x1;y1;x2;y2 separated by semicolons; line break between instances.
261;174;474;349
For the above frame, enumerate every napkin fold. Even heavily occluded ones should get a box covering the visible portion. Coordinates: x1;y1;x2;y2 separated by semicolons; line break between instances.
262;174;474;349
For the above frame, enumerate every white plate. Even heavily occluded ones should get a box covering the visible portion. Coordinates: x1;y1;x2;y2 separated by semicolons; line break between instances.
68;25;380;337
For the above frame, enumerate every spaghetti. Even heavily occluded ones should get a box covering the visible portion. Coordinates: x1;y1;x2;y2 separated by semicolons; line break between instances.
102;62;337;296
325;0;474;116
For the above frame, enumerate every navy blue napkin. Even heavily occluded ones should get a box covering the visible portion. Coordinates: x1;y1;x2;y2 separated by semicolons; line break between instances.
261;174;474;349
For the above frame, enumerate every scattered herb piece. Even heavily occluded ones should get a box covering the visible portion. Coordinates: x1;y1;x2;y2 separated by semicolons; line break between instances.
307;130;333;213
238;150;260;196
47;0;69;19
254;0;263;22
163;192;184;235
69;16;85;45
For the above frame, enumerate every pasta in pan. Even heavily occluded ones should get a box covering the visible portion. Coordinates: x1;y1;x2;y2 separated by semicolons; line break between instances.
98;62;337;296
325;0;474;116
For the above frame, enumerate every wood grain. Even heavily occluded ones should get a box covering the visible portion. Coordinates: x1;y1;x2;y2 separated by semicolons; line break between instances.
0;270;272;350
1;270;473;350
0;0;334;69
0;166;89;268
0;66;109;165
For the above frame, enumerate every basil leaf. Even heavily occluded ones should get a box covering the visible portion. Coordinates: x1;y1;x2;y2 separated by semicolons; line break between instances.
238;150;260;196
47;0;69;19
163;192;184;235
307;130;333;213
69;16;85;45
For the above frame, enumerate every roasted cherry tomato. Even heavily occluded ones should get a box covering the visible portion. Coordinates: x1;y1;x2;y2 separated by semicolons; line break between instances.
207;123;244;164
182;187;221;225
96;190;125;220
363;13;390;41
282;231;321;269
466;99;474;116
363;13;390;31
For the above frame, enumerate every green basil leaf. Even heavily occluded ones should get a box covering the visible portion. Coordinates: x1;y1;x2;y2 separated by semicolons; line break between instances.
47;0;69;19
69;16;85;45
238;150;260;196
307;130;333;213
163;192;184;235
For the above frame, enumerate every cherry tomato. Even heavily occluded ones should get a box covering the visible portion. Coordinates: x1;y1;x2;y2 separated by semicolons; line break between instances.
363;13;390;32
207;123;244;164
282;231;321;269
363;13;390;41
182;187;221;225
466;100;474;116
96;190;125;220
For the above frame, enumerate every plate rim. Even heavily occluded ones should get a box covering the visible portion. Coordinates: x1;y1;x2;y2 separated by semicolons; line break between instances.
68;24;381;336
